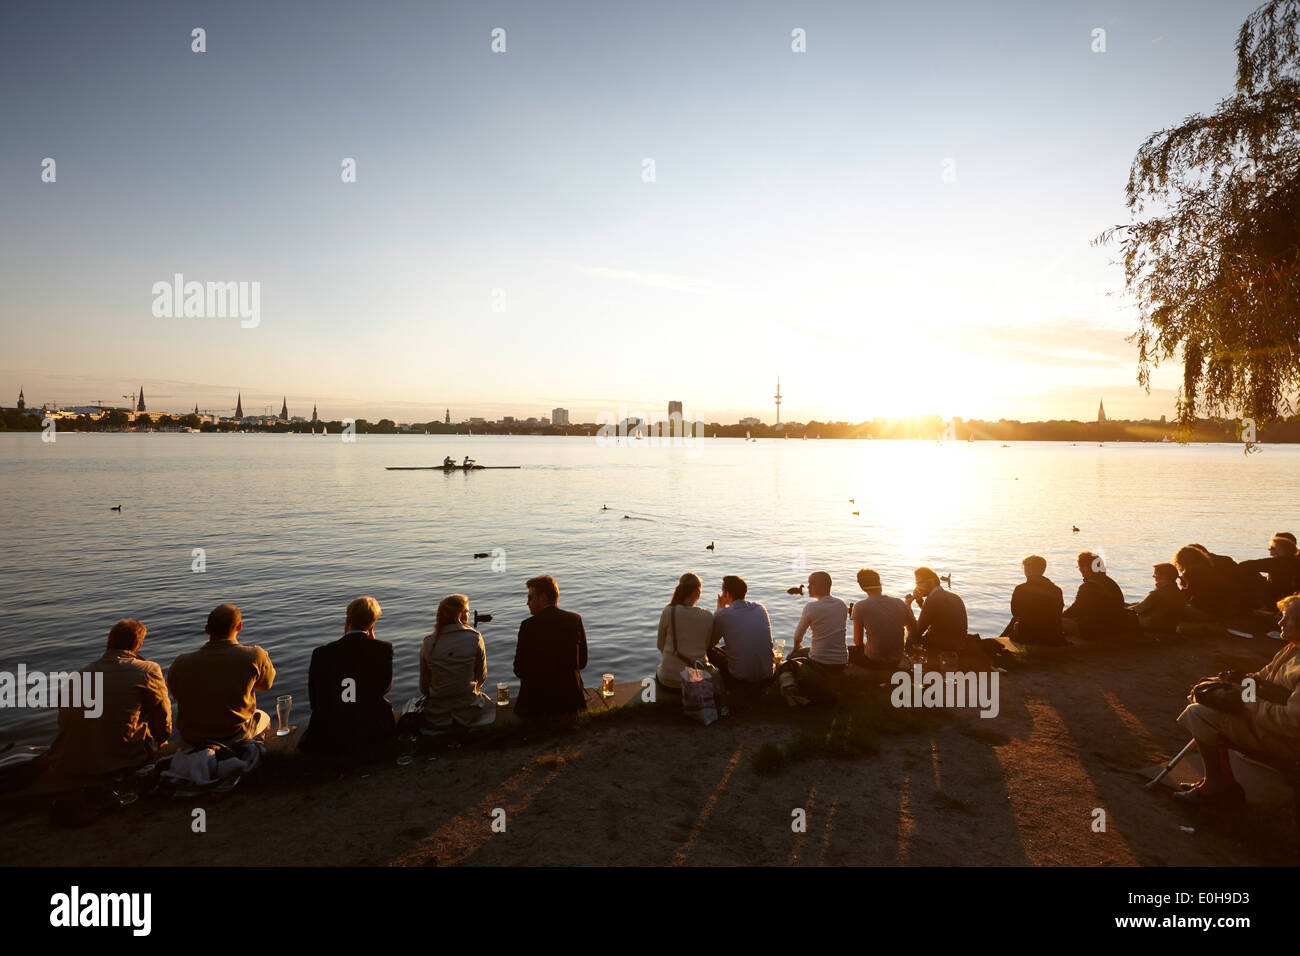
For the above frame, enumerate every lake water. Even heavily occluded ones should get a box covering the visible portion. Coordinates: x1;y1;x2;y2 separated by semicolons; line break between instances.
0;432;1294;745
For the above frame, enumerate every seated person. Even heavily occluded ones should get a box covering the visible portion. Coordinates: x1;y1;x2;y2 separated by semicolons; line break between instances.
1174;545;1237;619
421;593;495;729
1174;593;1300;806
1239;533;1300;608
513;575;587;719
1001;554;1065;645
167;603;276;747
907;567;968;653
708;575;775;684
300;596;397;754
45;619;172;780
1062;552;1135;641
790;570;849;673
656;573;715;692
442;455;455;467
849;569;915;670
1128;562;1192;634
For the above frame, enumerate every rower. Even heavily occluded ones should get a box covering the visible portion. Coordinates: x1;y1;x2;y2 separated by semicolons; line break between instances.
463;455;476;468
443;456;455;467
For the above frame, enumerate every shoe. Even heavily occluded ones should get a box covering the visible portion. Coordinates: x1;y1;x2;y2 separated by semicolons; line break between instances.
1172;782;1245;807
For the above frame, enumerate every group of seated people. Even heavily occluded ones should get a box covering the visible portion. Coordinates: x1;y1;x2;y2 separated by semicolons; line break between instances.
38;533;1299;786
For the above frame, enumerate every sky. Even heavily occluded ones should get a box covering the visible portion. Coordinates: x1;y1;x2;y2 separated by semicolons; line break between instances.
0;0;1267;424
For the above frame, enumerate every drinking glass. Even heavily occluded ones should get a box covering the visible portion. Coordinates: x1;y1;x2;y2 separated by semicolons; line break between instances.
275;695;292;736
774;640;787;666
396;734;416;766
601;673;615;697
496;682;510;707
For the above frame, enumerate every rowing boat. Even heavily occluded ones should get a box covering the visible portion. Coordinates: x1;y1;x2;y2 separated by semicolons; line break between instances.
386;465;522;471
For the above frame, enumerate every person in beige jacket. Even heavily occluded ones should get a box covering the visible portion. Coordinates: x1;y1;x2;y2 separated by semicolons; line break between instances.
46;619;171;780
1175;592;1300;805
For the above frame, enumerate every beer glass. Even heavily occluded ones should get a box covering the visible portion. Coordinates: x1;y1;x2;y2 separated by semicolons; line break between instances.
497;682;510;707
601;673;615;697
275;695;292;736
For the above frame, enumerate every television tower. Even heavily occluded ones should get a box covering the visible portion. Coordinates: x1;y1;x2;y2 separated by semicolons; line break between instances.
774;375;782;426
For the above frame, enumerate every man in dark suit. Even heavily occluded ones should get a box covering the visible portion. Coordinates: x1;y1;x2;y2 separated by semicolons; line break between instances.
513;575;588;719
1062;551;1138;641
300;596;396;755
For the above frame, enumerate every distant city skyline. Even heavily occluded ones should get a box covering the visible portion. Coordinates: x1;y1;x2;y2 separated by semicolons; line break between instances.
1;0;1265;424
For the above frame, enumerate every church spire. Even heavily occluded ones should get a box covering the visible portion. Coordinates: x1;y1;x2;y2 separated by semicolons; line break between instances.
137;386;146;412
1097;398;1107;423
235;392;243;419
280;396;288;420
17;386;24;411
311;403;319;423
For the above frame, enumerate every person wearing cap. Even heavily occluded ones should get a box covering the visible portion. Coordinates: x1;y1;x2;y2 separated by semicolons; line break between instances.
850;569;915;670
1239;533;1300;608
1001;555;1065;645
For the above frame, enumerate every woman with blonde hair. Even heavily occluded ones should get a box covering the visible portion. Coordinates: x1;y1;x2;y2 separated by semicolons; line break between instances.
655;572;715;691
420;594;495;730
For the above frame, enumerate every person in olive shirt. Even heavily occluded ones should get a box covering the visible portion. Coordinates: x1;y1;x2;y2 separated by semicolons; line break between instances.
1062;552;1136;641
300;596;396;755
513;575;588;719
168;604;276;746
46;618;172;779
1001;555;1065;645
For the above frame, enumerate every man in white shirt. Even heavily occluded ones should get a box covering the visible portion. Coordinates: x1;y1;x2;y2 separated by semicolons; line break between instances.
791;571;849;672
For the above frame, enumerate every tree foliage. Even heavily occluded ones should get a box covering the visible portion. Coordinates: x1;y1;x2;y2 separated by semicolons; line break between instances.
1097;0;1300;423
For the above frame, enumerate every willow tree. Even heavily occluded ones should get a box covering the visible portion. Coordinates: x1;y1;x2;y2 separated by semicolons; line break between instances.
1097;0;1300;426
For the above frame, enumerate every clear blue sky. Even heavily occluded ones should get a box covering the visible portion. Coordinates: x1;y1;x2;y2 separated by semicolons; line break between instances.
0;0;1264;422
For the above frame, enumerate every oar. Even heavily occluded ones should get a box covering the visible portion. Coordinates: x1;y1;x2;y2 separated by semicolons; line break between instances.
1146;738;1196;789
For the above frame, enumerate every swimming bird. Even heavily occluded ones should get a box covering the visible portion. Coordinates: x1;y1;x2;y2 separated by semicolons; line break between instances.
602;505;609;510
1072;526;1080;533
849;498;855;504
940;573;952;586
787;585;805;595
706;541;715;551
473;552;490;559
852;511;859;516
472;610;493;627
110;505;122;512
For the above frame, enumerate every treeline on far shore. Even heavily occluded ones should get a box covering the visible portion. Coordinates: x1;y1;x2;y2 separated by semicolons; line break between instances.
2;408;1297;443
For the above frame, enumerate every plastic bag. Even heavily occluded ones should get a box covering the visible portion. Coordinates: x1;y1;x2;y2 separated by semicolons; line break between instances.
680;664;719;725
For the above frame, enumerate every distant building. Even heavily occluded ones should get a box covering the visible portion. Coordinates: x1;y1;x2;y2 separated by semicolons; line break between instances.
311;404;319;423
668;400;683;419
502;416;515;424
552;407;570;426
740;416;761;427
280;397;288;420
445;408;450;424
1097;399;1107;423
137;387;146;412
469;417;486;425
16;387;24;411
235;393;244;419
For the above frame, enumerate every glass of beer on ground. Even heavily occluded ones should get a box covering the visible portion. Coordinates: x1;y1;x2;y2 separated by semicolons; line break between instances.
497;682;510;706
275;695;292;736
774;640;787;666
601;673;615;697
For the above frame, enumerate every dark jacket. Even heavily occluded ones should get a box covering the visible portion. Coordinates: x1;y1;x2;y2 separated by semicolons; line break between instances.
1064;574;1136;641
1009;576;1064;644
1129;580;1187;634
300;631;396;755
513;605;588;718
1240;555;1300;605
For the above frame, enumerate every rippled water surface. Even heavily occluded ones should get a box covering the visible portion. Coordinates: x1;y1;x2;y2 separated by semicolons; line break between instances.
1;432;1294;744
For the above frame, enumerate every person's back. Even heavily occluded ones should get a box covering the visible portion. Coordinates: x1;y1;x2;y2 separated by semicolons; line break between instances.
46;620;171;779
657;602;714;687
302;597;395;755
915;583;968;651
1010;575;1064;645
712;597;775;682
514;577;588;719
1066;572;1129;640
852;591;911;666
422;623;493;728
168;604;275;746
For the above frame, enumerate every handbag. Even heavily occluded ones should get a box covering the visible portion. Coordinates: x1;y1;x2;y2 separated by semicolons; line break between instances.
680;660;719;725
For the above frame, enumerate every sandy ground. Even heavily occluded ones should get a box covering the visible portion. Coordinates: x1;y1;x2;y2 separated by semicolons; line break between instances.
2;629;1297;866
